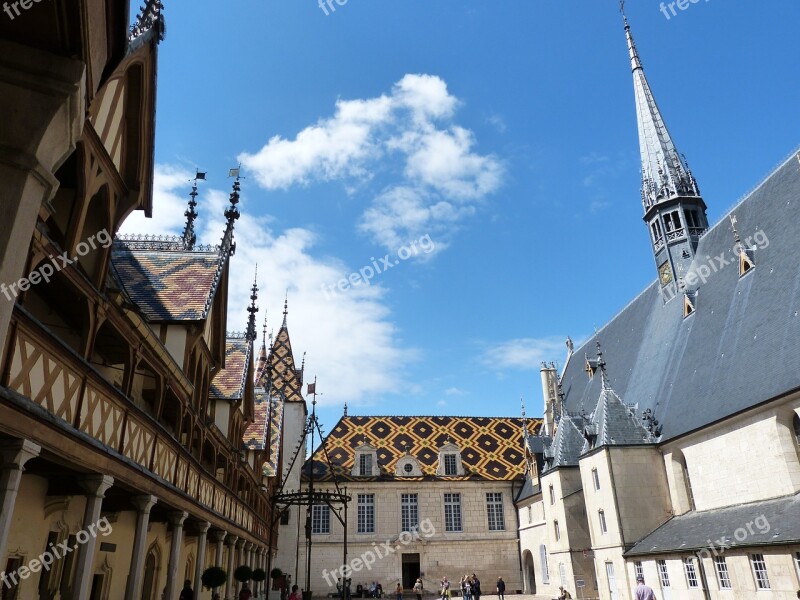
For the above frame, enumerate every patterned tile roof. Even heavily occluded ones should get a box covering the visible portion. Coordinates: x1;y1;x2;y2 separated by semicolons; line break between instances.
303;415;541;482
112;248;221;321
244;392;284;477
211;337;250;401
257;323;304;403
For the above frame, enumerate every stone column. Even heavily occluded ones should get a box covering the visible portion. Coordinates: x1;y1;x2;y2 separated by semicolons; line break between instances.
225;535;238;600
124;495;158;600
210;530;228;597
0;439;40;563
165;511;188;600
73;475;114;599
193;522;211;599
236;538;247;595
0;39;85;351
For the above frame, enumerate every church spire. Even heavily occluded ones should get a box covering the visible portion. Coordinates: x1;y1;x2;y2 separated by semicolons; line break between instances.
621;6;709;297
246;266;259;342
182;171;204;251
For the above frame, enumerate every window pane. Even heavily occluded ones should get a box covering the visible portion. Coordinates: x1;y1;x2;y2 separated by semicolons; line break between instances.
683;558;698;588
444;493;462;532
401;493;419;532
444;454;457;476
312;505;330;534
750;554;770;590
357;494;375;534
657;560;670;587
714;556;731;589
486;492;505;531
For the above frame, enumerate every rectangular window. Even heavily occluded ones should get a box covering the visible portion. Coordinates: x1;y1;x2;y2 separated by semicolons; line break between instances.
592;468;600;491
444;493;462;532
540;546;550;584
401;493;419;532
634;561;643;581
280;509;290;525
444;454;457;476
359;453;373;476
714;556;731;589
598;510;607;534
554;520;560;541
750;554;770;590
559;563;567;587
357;494;375;534
486;493;505;531
311;504;330;534
684;557;699;588
657;560;670;588
549;485;555;505
527;505;532;524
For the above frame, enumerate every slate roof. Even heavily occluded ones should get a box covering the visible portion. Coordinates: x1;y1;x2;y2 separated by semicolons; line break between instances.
210;337;250;401
542;414;591;472
625;492;800;556
582;388;655;453
558;150;800;441
515;471;541;503
303;415;541;483
112;244;222;321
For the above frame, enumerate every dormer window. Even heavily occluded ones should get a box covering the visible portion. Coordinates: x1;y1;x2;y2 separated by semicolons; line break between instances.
395;455;423;477
359;454;373;476
739;247;755;277
351;442;378;477
436;442;465;477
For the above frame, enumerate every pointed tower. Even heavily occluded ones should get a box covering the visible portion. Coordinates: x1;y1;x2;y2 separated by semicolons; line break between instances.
623;12;709;296
181;172;203;250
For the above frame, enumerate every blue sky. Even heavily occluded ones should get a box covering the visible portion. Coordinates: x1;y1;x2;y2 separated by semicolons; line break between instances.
123;0;800;433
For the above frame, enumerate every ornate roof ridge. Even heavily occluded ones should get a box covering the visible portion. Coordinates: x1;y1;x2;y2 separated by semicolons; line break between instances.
114;234;220;253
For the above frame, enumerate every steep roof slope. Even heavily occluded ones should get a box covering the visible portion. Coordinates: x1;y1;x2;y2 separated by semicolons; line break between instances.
559;151;800;441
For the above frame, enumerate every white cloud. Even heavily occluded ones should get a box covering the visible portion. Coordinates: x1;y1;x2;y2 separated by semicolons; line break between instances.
444;387;467;396
480;336;573;371
238;74;502;253
119;167;416;406
119;164;193;235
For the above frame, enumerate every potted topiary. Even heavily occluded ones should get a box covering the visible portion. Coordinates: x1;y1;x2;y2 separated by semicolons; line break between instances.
253;568;267;583
201;566;227;589
235;565;254;583
271;568;287;591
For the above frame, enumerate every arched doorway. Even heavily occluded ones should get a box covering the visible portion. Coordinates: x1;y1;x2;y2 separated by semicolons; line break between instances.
522;550;536;594
141;543;161;600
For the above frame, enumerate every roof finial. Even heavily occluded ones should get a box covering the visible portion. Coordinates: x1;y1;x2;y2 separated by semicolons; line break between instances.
301;351;306;373
219;168;241;260
729;214;742;246
182;170;204;250
246;265;259;342
595;339;609;390
282;289;289;327
343;401;348;417
262;314;268;347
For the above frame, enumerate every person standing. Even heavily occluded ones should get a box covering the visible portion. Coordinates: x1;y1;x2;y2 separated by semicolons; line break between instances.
463;576;471;600
179;580;194;600
414;578;423;600
495;578;505;600
634;576;655;600
471;575;481;600
440;577;450;600
396;583;404;600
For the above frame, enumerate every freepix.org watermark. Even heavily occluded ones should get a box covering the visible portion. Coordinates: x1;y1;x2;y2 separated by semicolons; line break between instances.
322;519;436;586
2;0;50;21
659;0;711;21
1;517;113;588
684;229;769;287
0;228;113;302
320;234;435;300
318;0;348;16
694;514;770;561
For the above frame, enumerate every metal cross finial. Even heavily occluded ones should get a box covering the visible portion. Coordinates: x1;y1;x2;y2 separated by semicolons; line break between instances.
729;214;741;245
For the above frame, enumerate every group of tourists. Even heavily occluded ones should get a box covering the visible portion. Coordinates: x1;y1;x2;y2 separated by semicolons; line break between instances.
434;574;504;600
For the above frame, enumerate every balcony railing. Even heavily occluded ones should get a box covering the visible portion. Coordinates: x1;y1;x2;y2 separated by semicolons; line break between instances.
4;309;268;539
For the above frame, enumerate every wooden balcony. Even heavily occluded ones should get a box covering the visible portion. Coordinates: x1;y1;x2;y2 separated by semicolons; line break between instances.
3;308;268;539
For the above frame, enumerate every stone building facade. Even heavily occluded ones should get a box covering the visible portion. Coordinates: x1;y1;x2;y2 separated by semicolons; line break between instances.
517;11;800;600
296;415;540;595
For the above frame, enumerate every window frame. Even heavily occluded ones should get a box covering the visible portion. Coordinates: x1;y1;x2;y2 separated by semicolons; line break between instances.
400;493;419;533
634;561;644;581
359;453;373;477
311;504;330;535
713;556;731;589
443;453;458;476
592;467;600;491
357;493;375;534
554;519;560;541
486;492;505;531
750;553;770;590
444;492;463;532
683;557;699;589
598;509;607;534
549;484;555;505
657;559;670;588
